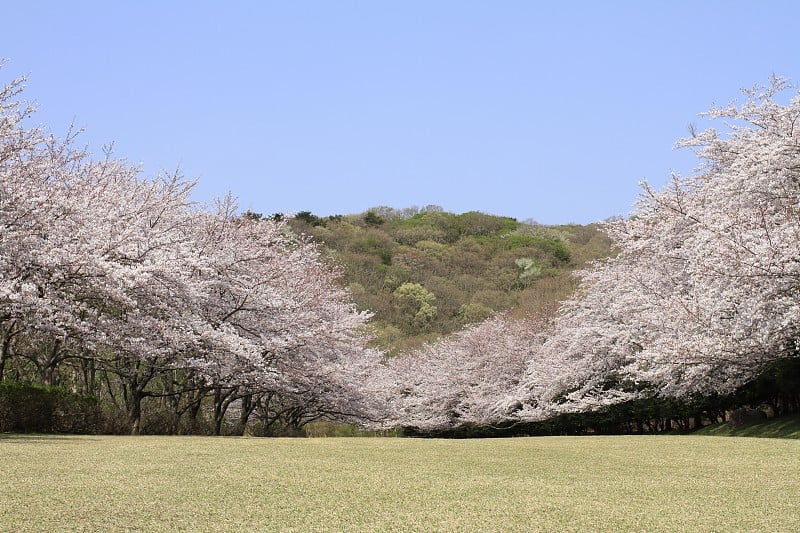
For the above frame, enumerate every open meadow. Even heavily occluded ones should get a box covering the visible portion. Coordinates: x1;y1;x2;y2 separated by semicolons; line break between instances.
1;434;798;531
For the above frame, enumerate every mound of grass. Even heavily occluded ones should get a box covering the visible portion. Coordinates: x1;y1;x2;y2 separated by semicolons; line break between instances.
694;413;800;439
1;435;798;531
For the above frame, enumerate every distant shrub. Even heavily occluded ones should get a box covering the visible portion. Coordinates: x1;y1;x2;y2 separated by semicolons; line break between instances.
395;213;460;242
728;407;768;429
363;210;385;226
294;211;325;227
395;226;448;245
0;381;103;434
536;238;571;264
455;211;518;236
415;240;451;261
504;235;539;250
457;302;493;324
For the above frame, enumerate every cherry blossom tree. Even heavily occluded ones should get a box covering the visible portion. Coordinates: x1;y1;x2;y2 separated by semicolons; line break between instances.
183;200;378;434
0;73;103;387
603;78;800;396
1;69;381;434
373;314;547;431
518;78;800;418
1;102;202;432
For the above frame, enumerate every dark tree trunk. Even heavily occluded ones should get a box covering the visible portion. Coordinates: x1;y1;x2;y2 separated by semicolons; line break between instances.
0;319;20;382
212;386;237;436
234;393;260;436
116;358;158;436
129;389;144;435
41;338;65;387
0;343;9;382
80;356;97;396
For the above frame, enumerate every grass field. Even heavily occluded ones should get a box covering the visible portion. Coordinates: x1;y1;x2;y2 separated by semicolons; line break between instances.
1;435;798;531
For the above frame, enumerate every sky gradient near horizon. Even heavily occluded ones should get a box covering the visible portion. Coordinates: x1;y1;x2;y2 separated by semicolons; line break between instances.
3;1;799;224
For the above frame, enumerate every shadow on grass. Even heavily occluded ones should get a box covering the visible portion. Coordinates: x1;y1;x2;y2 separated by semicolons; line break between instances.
695;413;800;439
0;433;99;442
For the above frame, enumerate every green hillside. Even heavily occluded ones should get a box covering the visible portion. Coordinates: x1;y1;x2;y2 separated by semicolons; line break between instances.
286;206;613;353
693;414;800;439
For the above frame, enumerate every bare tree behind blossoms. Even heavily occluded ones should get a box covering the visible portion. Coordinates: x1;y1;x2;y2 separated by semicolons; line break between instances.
517;77;800;416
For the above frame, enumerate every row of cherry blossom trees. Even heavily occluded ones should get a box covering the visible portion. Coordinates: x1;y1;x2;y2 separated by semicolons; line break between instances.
0;72;381;434
4;66;798;436
374;78;800;433
517;77;800;421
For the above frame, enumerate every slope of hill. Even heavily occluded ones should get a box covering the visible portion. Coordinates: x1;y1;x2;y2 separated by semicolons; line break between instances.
693;414;800;439
285;206;614;353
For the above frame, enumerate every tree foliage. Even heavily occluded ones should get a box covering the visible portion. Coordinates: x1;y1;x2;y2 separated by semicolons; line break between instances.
364;78;800;434
8;66;796;439
288;208;610;352
0;71;380;435
513;78;800;425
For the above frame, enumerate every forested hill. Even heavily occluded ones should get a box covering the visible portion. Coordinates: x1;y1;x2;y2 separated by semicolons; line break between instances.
284;206;614;353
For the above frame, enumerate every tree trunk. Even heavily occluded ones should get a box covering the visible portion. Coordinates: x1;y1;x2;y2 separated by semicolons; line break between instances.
129;389;143;435
79;356;96;395
40;336;68;387
234;393;260;436
116;358;158;436
0;320;19;382
212;386;236;436
0;343;9;382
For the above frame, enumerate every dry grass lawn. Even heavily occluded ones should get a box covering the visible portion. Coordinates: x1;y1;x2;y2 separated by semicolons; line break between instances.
1;434;798;531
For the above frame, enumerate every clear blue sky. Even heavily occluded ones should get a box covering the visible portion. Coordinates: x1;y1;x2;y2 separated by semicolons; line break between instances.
3;1;799;224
